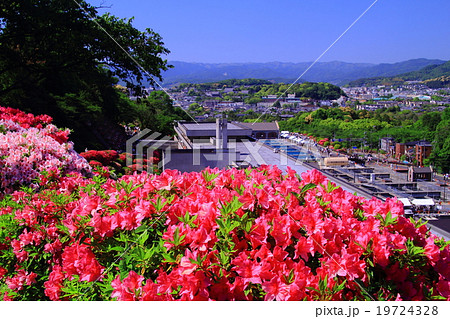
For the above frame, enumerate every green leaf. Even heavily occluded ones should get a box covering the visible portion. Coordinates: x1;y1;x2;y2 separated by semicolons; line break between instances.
406;238;425;257
138;230;149;246
219;196;243;217
318;275;328;292
410;217;428;228
327;180;339;193
334;279;347;292
162;252;177;263
202;170;220;182
434;237;450;250
282;269;295;284
384;211;398;226
177;211;198;227
431;295;447;300
306;286;320;293
300;183;317;194
317;197;331;207
216;218;225;230
377;211;398;227
244;220;253;233
108;246;125;253
151;196;165;212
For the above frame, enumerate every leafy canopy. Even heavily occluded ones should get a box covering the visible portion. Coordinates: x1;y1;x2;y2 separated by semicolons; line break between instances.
0;0;172;149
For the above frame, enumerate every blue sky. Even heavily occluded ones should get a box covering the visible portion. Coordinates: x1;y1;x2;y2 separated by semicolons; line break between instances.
87;0;450;64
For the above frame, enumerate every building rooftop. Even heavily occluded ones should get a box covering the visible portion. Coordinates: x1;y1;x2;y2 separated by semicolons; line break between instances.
235;122;279;131
416;141;432;147
182;122;244;132
176;121;252;139
410;166;433;173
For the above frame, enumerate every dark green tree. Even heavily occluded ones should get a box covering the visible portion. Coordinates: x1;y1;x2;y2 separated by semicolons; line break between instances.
421;112;442;132
429;108;450;173
0;0;171;150
141;91;190;136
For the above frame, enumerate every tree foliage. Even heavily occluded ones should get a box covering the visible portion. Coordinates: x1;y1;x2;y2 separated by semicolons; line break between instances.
177;80;345;102
177;79;272;91
252;82;345;100
0;0;172;150
279;106;450;172
140;91;190;136
348;60;450;88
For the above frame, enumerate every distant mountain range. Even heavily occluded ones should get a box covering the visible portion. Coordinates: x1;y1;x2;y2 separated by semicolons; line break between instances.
348;60;450;87
160;59;447;85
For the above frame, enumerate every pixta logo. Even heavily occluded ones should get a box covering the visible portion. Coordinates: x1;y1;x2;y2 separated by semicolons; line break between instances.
125;129;172;173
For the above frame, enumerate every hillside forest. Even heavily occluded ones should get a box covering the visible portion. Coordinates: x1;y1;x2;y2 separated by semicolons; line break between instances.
279;106;450;173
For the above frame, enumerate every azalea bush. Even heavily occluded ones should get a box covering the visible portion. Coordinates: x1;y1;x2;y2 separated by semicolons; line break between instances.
0;107;91;194
79;150;161;177
1;107;449;301
1;166;449;301
79;150;119;167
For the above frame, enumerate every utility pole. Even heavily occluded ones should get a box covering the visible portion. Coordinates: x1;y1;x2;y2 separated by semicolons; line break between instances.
364;131;367;153
443;175;448;203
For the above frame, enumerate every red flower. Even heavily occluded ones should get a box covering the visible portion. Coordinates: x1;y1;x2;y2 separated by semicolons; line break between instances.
270;215;293;249
179;249;199;275
294;236;312;260
44;265;64;301
232;252;262;285
112;271;145;301
0;267;7;279
437;280;450;299
141;280;173;301
2;291;14;301
262;275;290;301
424;236;441;265
62;243;103;282
89;160;103;167
6;268;36;291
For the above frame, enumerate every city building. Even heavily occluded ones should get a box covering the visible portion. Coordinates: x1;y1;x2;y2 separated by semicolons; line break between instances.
408;166;433;182
380;137;396;154
395;140;433;164
235;122;280;139
165;120;281;172
174;120;252;150
174;120;280;149
395;143;409;160
415;141;433;166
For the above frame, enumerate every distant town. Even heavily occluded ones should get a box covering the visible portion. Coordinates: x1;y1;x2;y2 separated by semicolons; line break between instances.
123;78;450;236
158;81;450;121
